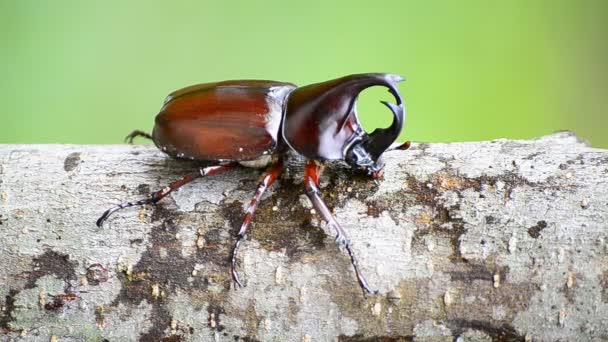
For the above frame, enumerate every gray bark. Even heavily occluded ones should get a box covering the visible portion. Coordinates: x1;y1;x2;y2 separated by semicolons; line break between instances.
1;132;607;342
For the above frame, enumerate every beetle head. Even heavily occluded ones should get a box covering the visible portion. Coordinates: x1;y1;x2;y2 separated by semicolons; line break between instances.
282;73;405;176
344;83;404;176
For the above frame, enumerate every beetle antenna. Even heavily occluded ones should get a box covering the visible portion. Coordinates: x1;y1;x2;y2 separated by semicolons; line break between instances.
304;160;378;295
231;162;283;288
124;130;153;144
96;164;236;227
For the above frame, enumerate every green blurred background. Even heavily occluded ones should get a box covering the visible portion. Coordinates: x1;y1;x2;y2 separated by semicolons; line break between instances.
1;1;606;147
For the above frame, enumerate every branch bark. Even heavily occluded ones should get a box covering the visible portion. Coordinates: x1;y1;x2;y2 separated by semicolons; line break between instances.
1;132;607;341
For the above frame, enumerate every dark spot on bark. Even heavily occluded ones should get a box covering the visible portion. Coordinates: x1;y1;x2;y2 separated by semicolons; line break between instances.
485;216;498;224
366;202;381;218
95;306;105;327
161;336;182;342
220;200;250;238
338;335;414;341
44;295;74;311
447;320;523;342
150;201;175;223
130;238;144;245
64;152;82;172
0;214;5;225
236;337;261;342
449;222;467;261
448;262;509;284
527;221;548;239
414;142;430;154
406;174;469;262
207;304;225;331
137;184;151;195
559;163;568;170
109;202;218;342
560;283;576;304
46;218;51;223
113;190;251;341
317;169;380;242
0;289;18;332
411;186;470;261
222;177;327;259
523;151;544;160
86;263;109;286
600;271;608;303
24;249;78;289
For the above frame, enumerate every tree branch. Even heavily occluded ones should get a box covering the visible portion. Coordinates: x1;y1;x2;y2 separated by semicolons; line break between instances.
1;132;607;341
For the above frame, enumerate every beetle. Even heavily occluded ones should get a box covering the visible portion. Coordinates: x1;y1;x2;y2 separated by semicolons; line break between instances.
97;73;407;294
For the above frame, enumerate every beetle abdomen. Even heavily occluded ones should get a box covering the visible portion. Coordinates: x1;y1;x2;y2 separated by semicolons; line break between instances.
153;80;296;162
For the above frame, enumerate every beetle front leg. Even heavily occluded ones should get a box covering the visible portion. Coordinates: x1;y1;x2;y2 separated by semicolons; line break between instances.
304;160;378;294
303;160;378;294
96;164;236;227
231;161;283;287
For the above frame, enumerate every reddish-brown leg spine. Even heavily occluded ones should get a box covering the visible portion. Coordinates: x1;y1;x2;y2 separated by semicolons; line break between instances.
231;161;283;287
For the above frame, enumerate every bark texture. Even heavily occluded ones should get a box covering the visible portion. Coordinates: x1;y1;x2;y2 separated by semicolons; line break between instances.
1;132;607;342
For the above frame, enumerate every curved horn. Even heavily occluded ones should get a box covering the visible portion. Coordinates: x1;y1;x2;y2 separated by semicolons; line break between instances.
282;73;405;161
360;78;406;161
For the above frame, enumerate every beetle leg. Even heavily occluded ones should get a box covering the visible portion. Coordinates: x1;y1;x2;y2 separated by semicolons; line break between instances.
304;160;378;294
124;130;153;144
231;161;283;287
96;164;235;227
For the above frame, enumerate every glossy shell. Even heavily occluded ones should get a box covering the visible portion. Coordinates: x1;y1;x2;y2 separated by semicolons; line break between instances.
152;80;296;162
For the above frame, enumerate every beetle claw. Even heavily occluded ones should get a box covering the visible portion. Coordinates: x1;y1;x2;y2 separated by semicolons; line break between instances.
231;267;244;288
96;198;154;228
96;214;108;228
124;130;153;144
231;234;246;288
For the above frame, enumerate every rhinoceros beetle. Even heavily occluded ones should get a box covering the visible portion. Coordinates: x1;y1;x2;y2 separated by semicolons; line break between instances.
97;73;407;294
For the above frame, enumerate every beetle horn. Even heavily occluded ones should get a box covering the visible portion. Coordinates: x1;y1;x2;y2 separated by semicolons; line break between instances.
359;79;406;162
